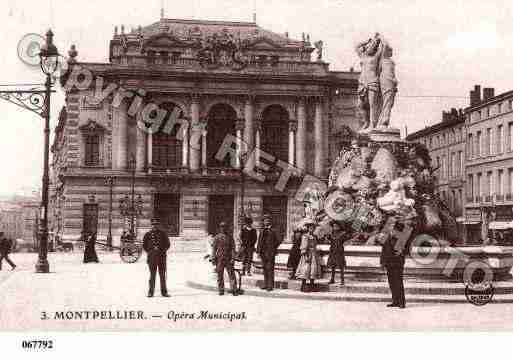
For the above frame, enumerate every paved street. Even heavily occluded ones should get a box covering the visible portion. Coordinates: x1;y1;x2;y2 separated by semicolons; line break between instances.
1;251;513;331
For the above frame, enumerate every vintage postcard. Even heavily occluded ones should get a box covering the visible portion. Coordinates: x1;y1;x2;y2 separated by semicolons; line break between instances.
1;1;513;351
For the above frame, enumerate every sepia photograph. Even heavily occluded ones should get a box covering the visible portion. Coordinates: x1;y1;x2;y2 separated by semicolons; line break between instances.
1;0;513;355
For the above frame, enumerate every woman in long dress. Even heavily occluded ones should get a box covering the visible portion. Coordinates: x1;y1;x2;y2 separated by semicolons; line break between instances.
83;231;99;263
296;222;322;292
287;228;303;280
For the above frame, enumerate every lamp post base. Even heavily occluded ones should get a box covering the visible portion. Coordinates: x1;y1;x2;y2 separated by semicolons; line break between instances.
35;259;50;273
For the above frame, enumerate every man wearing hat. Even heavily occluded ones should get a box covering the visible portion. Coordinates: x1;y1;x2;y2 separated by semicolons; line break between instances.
256;214;281;291
212;222;239;296
240;216;257;276
142;218;171;297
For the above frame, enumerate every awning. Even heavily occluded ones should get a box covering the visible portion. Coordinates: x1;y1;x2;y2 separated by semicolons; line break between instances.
489;221;513;230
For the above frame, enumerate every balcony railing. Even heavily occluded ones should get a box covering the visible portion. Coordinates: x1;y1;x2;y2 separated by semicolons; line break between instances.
466;196;474;203
113;55;331;76
485;195;492;202
507;193;513;201
496;194;505;201
475;196;482;202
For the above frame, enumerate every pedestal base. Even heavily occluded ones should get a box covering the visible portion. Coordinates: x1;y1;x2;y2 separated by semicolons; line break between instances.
360;126;401;142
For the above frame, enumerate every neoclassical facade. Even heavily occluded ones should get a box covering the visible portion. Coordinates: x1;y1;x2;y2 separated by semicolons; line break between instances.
51;17;358;244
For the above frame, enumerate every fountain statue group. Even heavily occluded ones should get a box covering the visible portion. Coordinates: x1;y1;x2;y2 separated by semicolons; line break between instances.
297;33;458;248
355;33;398;132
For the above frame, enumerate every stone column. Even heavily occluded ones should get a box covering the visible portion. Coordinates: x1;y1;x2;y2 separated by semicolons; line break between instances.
296;97;307;171
255;121;261;167
147;132;153;173
314;97;324;177
288;121;297;166
182;118;189;168
135;116;147;172
201;129;207;168
190;95;201;172
244;96;255;151
112;100;128;170
235;119;244;169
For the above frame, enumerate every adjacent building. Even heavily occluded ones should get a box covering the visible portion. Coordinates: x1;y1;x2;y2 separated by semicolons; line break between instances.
51;16;359;245
407;85;513;244
0;194;41;250
464;85;513;244
406;107;466;242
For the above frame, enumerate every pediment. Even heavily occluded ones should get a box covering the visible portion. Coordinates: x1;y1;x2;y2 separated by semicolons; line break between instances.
247;37;282;49
79;119;105;133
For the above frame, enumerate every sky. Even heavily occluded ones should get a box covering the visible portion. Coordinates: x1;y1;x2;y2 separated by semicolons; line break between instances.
0;0;513;195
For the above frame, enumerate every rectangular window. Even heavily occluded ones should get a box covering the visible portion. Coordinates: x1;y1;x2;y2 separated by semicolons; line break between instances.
509;169;513;198
498;103;502;114
476;131;482;156
442;155;447;178
477;173;482;198
487;171;493;197
510;100;513;111
468;174;474;198
509;123;513;151
451;152;456;178
497;124;503;154
84;134;100;166
486;128;492;155
459;150;464;176
498;170;504;195
468;133;473;158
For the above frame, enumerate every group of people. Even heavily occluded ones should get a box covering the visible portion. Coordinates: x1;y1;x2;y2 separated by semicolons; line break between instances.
134;214;405;308
287;218;405;308
287;220;350;292
209;213;280;296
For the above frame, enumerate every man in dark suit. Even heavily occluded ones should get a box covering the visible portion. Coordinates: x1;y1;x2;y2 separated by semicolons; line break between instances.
212;222;241;296
240;216;257;276
380;217;413;309
256;214;281;291
142;218;171;297
0;232;16;271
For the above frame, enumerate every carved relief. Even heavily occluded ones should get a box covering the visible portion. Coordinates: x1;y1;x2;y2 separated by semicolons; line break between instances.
196;29;250;70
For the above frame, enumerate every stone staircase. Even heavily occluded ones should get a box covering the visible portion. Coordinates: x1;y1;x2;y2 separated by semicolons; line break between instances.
186;267;513;304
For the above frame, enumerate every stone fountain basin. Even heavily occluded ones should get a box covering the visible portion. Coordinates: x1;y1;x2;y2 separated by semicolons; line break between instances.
252;244;513;283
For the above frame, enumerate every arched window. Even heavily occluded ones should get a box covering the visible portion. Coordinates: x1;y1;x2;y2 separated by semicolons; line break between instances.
261;105;289;163
207;103;236;167
152;102;184;169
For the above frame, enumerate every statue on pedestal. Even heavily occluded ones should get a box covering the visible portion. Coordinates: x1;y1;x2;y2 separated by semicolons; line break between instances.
355;33;398;132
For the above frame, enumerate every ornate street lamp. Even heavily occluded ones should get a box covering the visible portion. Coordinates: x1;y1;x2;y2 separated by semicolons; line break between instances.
0;29;60;273
34;30;60;273
104;176;115;250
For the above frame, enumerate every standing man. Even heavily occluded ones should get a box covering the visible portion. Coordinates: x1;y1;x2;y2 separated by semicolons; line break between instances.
0;232;16;271
212;222;241;296
143;218;171;298
256;214;281;291
240;216;257;276
380;218;411;309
